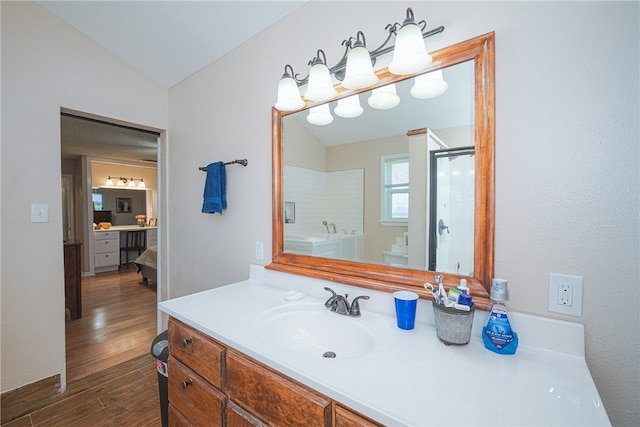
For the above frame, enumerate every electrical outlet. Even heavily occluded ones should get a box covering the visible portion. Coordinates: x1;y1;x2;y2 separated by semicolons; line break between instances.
255;242;264;261
558;282;573;306
548;273;583;316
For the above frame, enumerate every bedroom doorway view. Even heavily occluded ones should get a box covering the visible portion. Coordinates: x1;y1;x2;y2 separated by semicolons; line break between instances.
60;111;163;383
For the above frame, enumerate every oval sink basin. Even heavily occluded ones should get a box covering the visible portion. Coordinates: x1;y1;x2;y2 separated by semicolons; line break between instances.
259;307;375;359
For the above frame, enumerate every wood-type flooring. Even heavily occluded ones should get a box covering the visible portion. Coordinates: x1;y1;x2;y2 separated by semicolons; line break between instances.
1;269;160;426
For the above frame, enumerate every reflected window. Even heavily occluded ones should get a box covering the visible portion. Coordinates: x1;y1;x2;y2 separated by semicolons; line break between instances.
92;193;103;211
381;154;409;224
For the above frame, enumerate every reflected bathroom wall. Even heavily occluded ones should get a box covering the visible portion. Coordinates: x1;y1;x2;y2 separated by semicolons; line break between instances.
283;165;364;237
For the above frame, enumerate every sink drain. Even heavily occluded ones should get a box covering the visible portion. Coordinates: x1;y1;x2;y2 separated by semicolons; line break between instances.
322;351;336;358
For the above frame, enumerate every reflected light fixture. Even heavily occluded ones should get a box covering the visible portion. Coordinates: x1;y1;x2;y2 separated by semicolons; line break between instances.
334;94;364;118
304;50;337;102
116;178;126;187
128;177;136;187
388;8;433;75
367;83;400;110
137;178;146;189
341;31;378;90
275;8;443;111
105;176;115;186
410;69;448;98
306;104;334;125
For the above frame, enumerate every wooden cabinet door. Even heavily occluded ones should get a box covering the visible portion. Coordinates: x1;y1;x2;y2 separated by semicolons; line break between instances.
168;403;192;427
226;350;331;427
335;405;383;427
169;318;225;388
168;357;226;427
227;401;269;427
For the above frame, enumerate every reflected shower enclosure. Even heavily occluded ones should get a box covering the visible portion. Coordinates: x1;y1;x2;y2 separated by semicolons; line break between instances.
428;146;475;274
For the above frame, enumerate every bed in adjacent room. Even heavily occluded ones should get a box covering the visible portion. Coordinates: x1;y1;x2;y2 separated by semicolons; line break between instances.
134;245;157;285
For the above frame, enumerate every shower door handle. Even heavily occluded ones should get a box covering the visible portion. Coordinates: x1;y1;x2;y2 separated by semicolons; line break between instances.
438;219;450;235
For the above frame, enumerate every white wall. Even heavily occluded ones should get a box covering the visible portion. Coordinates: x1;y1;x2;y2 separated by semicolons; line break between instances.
1;2;168;392
167;2;638;426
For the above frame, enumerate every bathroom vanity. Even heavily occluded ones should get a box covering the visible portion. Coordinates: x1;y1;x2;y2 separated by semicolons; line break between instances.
159;265;610;426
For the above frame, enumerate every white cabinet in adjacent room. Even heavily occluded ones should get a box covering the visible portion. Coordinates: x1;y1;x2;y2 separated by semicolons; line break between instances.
94;230;119;273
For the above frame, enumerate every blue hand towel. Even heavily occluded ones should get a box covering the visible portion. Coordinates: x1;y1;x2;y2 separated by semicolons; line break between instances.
202;162;227;214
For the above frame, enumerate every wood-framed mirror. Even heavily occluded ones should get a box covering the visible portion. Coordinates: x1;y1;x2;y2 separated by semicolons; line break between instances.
269;32;495;309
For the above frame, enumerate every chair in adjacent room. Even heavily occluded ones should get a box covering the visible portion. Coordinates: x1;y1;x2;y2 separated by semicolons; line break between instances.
120;230;146;267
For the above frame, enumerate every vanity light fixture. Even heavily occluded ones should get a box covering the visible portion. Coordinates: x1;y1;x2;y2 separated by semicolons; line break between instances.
341;32;378;90
105;176;146;188
334;94;364;118
304;50;337;102
387;8;433;75
275;7;443;111
410;69;448;98
306;104;334;126
275;65;305;111
367;83;401;110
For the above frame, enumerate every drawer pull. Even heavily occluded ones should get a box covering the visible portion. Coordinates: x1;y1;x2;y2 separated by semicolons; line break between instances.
181;337;193;347
181;378;193;389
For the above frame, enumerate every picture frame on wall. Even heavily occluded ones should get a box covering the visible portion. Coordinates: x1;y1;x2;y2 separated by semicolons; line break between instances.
116;197;132;213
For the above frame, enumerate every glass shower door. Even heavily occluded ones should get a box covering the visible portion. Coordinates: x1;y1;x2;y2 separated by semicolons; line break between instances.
428;147;475;275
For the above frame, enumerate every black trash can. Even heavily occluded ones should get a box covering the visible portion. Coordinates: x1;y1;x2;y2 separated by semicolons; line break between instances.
151;330;169;427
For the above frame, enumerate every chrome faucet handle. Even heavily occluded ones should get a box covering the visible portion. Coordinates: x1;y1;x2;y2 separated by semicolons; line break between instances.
348;295;370;317
323;287;338;309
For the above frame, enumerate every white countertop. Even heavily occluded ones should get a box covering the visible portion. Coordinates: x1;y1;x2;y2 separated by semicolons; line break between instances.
159;265;610;426
94;225;157;232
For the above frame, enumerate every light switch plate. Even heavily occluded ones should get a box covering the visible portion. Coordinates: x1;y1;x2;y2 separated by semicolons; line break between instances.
31;203;49;223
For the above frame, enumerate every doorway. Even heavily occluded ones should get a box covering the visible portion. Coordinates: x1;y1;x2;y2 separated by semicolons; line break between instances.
60;110;163;383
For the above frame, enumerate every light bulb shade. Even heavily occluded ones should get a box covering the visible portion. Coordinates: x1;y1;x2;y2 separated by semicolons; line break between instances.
367;84;400;110
128;178;136;187
137;179;146;188
410;69;448;98
304;63;337;102
105;177;114;186
334;95;364;118
388;23;432;75
306;104;334;126
342;45;378;90
275;76;305;111
116;178;125;186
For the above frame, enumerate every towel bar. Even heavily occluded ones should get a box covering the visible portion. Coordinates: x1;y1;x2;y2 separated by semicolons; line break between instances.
199;159;248;171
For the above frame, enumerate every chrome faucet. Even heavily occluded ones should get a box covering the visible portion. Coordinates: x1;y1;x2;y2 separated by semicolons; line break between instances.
329;223;337;233
323;287;370;317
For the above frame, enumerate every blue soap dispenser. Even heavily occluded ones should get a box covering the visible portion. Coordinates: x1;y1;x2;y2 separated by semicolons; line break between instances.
482;278;519;355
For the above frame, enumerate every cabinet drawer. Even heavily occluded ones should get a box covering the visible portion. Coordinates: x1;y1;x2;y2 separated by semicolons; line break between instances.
227;401;269;427
226;350;331;427
95;231;118;240
168;357;226;427
168;403;191;427
335;405;383;427
94;251;119;267
95;238;119;254
169;318;225;388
